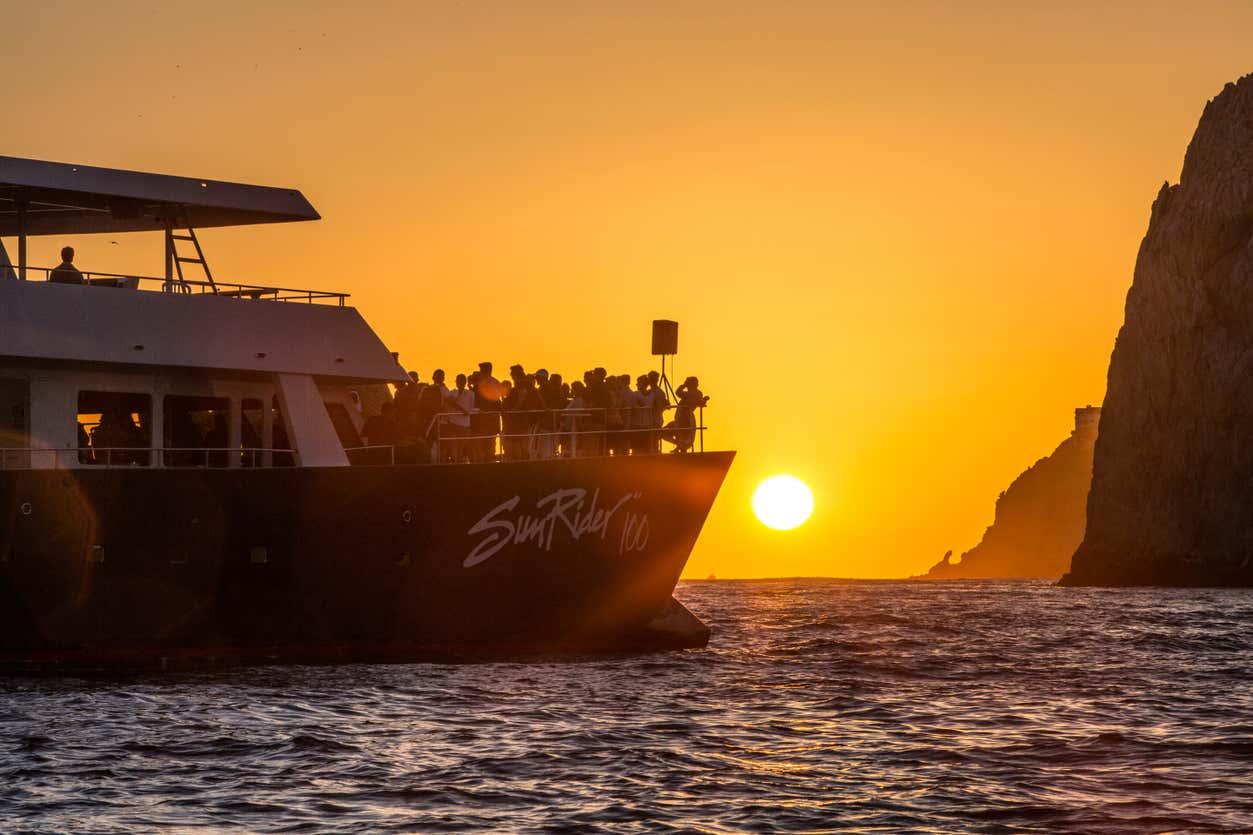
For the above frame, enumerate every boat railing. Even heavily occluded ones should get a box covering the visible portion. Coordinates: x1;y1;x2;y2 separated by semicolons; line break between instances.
16;265;348;306
0;447;298;470
351;405;707;465
1;407;707;469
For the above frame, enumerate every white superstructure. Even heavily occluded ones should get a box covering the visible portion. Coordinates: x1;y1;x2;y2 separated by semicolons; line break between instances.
0;155;406;471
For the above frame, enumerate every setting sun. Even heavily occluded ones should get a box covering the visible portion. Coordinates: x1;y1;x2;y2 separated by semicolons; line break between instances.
752;476;814;531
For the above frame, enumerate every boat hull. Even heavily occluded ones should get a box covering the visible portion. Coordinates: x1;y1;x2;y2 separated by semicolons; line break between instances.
0;451;733;668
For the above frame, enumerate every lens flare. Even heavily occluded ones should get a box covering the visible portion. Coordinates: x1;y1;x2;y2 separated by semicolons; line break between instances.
752;475;814;531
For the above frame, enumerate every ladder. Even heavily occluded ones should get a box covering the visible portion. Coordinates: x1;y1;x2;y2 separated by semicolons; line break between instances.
164;212;217;293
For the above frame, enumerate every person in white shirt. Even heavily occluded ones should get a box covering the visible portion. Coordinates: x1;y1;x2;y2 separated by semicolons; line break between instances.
629;375;652;453
444;373;476;462
645;372;670;452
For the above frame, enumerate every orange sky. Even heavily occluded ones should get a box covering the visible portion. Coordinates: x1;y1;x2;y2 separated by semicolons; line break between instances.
7;2;1253;577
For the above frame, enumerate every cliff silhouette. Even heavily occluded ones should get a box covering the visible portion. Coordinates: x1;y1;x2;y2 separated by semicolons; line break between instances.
920;408;1097;580
1063;74;1253;586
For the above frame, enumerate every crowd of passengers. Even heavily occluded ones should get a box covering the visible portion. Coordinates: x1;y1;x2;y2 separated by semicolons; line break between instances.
68;361;708;467
361;361;709;464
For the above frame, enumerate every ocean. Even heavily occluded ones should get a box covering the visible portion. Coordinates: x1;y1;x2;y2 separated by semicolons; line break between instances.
1;579;1250;833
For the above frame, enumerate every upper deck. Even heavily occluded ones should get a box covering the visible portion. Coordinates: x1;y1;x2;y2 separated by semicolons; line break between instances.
0;276;405;383
0;155;405;385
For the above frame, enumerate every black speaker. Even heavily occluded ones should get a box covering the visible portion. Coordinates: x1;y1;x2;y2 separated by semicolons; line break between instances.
651;320;679;355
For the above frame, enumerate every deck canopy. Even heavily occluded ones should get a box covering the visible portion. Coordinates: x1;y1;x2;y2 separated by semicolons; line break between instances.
0;155;319;236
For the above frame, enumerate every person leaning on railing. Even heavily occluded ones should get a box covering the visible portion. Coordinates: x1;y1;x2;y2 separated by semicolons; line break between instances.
665;376;708;453
360;359;707;463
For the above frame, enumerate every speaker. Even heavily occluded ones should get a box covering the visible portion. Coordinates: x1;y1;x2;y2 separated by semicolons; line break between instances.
651;319;679;355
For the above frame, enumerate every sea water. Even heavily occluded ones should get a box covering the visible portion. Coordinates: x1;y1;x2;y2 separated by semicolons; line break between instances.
1;579;1250;832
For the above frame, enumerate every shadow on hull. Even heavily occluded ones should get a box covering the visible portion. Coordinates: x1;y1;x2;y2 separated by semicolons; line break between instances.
0;452;732;671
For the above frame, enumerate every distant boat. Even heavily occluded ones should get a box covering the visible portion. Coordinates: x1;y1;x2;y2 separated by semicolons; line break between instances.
0;155;733;669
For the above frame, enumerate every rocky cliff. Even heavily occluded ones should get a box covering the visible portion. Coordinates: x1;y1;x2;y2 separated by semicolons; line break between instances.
920;408;1097;579
1062;75;1253;586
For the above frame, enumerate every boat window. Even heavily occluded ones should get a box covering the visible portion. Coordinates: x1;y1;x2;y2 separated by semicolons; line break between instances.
324;402;362;449
271;397;296;467
164;395;230;467
241;398;265;467
0;379;30;469
78;391;152;466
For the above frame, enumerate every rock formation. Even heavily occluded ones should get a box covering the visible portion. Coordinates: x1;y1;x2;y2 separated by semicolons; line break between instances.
1062;75;1253;586
920;408;1098;579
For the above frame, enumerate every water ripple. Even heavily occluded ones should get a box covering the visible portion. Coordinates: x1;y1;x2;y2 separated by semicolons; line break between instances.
1;579;1252;832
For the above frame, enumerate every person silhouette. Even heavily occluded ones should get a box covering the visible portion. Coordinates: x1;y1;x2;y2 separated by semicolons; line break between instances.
49;246;84;285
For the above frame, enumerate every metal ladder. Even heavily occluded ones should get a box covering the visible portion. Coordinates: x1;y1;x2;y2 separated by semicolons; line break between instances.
164;212;217;293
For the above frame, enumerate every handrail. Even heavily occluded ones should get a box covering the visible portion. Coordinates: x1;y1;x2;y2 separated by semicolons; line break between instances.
12;265;348;306
360;404;707;464
0;407;708;469
0;447;297;470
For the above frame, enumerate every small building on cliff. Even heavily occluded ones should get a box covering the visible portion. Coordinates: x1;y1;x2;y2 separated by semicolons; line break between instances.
918;406;1099;580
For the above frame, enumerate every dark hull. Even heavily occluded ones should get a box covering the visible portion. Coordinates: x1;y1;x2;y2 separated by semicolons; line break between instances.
0;452;733;668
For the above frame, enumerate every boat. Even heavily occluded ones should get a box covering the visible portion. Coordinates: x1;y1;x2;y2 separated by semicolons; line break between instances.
0;155;733;669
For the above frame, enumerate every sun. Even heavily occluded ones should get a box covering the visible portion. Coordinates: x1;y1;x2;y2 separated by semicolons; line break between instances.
752;475;814;531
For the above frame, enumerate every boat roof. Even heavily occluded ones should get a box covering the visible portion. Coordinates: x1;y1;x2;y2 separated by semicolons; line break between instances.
0;155;319;236
0;279;407;384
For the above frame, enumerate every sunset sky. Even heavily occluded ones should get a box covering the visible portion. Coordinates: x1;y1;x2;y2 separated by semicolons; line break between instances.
8;2;1253;578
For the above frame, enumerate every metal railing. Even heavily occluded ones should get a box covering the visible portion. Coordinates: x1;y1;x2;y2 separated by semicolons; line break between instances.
0;408;707;469
354;406;707;466
0;447;298;470
12;265;348;306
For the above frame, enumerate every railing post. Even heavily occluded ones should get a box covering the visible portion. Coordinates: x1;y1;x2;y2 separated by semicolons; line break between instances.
16;198;27;280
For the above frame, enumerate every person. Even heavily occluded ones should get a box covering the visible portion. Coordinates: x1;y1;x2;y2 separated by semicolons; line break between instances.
476;362;503;401
166;406;204;467
362;401;399;448
562;381;589;457
537;370;565;456
443;374;476;462
646;370;670;451
417;371;449;462
474;362;503;461
542;373;568;413
92;409;147;465
392;373;424;461
77;422;93;465
429;369;450;398
629;375;653;454
204;412;230;468
516;373;549;459
667;376;709;452
49;246;84;284
581;369;608;456
605;374;629;455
